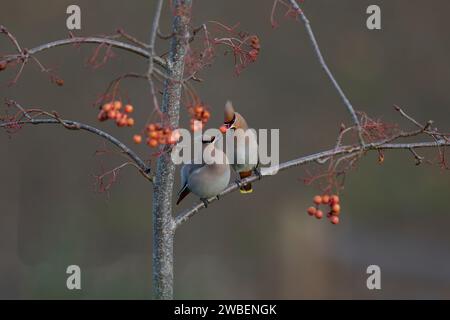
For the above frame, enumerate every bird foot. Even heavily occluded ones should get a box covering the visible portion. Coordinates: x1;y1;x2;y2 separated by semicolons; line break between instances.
253;167;263;180
235;179;243;188
200;198;209;208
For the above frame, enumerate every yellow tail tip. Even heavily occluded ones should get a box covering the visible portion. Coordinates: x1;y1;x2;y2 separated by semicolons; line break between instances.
239;188;253;194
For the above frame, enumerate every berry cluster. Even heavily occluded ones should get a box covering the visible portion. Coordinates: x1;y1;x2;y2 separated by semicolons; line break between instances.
307;194;341;225
189;104;210;132
97;100;135;127
248;36;261;62
133;123;180;148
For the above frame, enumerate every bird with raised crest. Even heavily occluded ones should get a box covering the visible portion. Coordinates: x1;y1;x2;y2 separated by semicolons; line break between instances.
223;100;260;194
176;135;231;207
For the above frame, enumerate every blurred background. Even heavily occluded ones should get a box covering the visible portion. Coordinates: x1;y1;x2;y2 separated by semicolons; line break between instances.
1;0;450;299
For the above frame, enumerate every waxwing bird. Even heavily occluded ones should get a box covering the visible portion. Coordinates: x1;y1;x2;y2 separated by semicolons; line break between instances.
223;100;259;194
176;136;231;206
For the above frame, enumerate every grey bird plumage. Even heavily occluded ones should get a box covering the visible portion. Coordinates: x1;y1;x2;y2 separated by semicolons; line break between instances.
176;136;231;205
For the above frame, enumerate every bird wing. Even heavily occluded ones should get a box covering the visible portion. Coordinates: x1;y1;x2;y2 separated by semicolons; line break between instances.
177;164;204;205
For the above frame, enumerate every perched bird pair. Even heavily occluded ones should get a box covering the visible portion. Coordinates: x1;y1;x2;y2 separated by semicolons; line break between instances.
176;101;259;206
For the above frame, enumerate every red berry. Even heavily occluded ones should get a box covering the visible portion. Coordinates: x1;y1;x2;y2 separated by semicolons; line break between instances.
108;110;118;119
113;101;122;110
202;111;210;120
124;104;134;113
219;125;227;134
127;118;135;127
314;210;323;219
147;138;158;148
330;216;340;225
97;111;108;122
117;118;127;127
313;195;322;205
148;124;156;132
133;134;142;144
307;206;316;216
102;103;113;112
322;195;330;205
194;105;204;116
331;204;341;215
330;195;340;205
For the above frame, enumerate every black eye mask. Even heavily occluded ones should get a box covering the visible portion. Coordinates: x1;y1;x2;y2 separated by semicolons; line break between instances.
202;136;216;144
223;114;236;129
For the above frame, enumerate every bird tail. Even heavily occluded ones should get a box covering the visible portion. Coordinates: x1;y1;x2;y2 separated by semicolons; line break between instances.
176;185;191;205
239;171;253;194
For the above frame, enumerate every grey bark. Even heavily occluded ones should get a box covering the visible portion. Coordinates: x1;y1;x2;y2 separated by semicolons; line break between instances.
152;0;192;300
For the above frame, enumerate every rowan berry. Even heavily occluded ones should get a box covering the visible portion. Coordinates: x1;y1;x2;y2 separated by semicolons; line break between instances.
313;195;322;205
133;134;142;144
307;206;317;216
314;210;323;219
124;104;134;113
330;216;340;225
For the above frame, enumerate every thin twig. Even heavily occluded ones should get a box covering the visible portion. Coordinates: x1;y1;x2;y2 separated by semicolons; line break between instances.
147;0;165;112
116;28;150;49
0;25;23;53
287;0;365;146
158;29;176;40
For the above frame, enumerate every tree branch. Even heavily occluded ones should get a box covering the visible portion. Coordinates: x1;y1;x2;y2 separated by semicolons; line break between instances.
174;138;450;228
1;36;166;69
0;118;152;181
147;0;165;112
287;0;365;146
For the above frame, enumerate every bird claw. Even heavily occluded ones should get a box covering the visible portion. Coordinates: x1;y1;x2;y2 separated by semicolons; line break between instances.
235;179;243;188
200;198;209;208
253;167;262;180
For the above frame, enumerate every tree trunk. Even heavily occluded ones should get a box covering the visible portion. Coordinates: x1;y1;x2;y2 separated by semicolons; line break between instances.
152;0;192;300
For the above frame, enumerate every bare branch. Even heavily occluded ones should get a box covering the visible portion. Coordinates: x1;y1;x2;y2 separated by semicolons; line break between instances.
116;28;151;49
287;0;365;145
0;25;22;53
158;29;176;40
174;138;450;228
0;117;152;181
1;36;167;69
147;0;165;112
149;0;165;53
409;148;424;165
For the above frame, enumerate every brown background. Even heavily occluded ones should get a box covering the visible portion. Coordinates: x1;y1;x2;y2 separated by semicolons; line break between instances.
1;0;450;299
